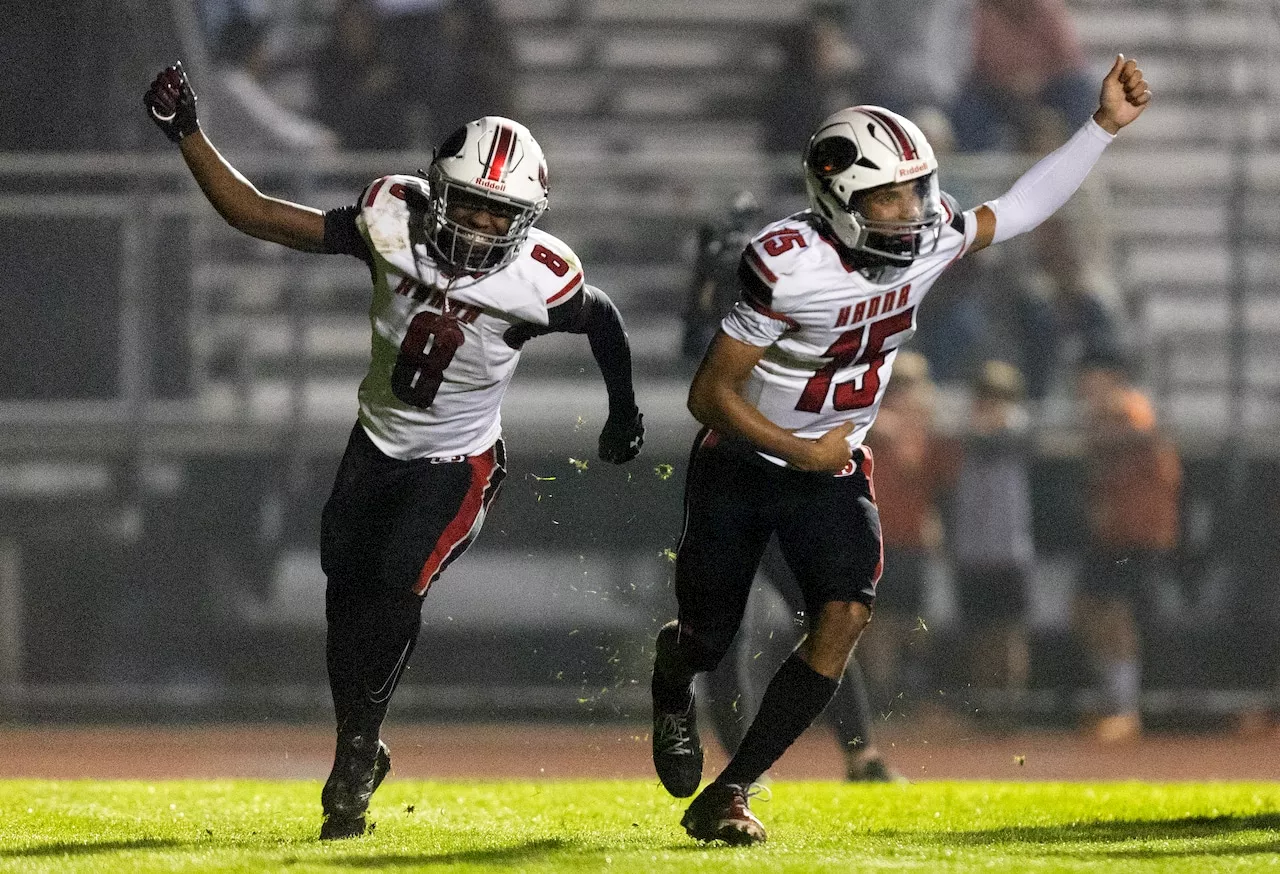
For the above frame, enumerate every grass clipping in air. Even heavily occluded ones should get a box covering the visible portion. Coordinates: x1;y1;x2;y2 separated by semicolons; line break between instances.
2;779;1278;872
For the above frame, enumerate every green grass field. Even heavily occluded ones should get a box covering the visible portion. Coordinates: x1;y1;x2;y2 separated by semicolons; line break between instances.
2;779;1278;873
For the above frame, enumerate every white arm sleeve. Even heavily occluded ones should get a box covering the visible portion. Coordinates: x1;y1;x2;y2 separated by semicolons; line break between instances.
985;118;1115;245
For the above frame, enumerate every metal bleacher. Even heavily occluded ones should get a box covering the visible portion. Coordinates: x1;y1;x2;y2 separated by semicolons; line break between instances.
1;1;1271;455
1069;0;1280;447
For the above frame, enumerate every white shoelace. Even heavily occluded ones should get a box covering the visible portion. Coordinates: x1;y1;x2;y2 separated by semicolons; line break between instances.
725;782;771;805
656;713;694;756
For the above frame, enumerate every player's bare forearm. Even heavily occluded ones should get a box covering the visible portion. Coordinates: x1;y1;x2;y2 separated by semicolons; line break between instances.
688;336;851;472
179;131;327;252
689;380;804;462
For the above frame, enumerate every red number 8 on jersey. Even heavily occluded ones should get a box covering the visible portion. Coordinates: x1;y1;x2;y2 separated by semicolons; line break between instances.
531;243;570;276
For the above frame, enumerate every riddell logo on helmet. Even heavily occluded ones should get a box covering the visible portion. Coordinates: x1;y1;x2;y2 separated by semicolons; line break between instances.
896;161;930;180
472;177;508;192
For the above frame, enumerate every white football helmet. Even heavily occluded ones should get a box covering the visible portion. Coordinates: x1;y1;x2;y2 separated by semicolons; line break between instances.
803;105;943;268
425;116;550;274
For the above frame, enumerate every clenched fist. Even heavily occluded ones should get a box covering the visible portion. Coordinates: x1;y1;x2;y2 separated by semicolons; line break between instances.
143;62;200;143
598;408;645;464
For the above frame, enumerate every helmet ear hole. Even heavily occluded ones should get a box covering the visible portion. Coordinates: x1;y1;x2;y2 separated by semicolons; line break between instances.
808;135;859;176
436;126;467;160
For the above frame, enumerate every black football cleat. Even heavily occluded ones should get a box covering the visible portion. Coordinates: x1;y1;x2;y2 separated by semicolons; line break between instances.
319;734;391;840
680;781;767;845
651;679;704;797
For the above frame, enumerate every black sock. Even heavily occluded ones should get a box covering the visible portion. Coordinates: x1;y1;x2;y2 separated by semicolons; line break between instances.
827;655;874;753
718;652;840;787
325;582;365;734
327;584;423;739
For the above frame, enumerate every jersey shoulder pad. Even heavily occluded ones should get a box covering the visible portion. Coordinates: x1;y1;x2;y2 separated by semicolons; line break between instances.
939;190;966;235
356;174;428;262
744;214;818;279
516;228;585;307
738;213;818;305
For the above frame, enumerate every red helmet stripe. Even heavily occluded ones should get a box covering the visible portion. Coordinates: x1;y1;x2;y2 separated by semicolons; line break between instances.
861;107;917;161
485;125;515;182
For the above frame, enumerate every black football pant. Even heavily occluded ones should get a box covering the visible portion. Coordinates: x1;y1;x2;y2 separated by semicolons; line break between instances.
320;423;506;739
673;428;881;671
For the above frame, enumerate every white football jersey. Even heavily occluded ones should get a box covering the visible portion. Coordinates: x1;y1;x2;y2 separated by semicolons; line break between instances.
720;198;976;466
353;175;585;460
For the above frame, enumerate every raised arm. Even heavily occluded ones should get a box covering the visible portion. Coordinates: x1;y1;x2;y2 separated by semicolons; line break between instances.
143;63;327;252
970;54;1152;252
688;332;854;473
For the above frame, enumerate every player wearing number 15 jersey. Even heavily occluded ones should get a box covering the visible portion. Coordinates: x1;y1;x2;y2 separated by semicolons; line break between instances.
143;62;645;841
653;56;1153;845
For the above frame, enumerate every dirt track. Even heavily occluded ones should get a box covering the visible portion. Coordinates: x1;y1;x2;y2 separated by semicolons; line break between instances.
2;720;1278;782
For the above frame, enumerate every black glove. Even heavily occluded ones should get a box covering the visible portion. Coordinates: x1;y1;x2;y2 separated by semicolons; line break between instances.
598;408;644;464
143;62;200;144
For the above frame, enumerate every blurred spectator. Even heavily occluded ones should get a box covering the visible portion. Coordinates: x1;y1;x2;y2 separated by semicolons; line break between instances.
947;361;1036;722
846;0;973;152
313;0;407;149
858;351;952;713
1070;350;1182;743
207;9;338;150
911;247;1056;396
973;252;1060;400
680;191;763;364
950;0;1096;153
368;0;447;147
434;0;517;130
915;210;1124;402
759;2;861;158
195;0;264;52
1027;215;1126;395
364;0;515;148
905;253;989;387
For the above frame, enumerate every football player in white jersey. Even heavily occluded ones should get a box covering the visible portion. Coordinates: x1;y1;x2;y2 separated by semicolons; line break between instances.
653;55;1151;845
144;62;645;840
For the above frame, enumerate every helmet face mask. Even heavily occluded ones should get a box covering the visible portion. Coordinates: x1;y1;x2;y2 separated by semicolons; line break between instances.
424;117;549;275
845;174;943;264
803;105;944;269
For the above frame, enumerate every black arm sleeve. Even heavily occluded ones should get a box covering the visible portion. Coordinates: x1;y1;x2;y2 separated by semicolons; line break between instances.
322;204;374;264
504;286;637;417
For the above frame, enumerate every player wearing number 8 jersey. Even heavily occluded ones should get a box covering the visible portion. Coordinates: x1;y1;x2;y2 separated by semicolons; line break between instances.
654;55;1152;845
340;171;601;463
143;62;645;841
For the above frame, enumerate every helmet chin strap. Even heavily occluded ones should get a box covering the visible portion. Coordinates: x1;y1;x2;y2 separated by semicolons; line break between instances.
815;214;908;275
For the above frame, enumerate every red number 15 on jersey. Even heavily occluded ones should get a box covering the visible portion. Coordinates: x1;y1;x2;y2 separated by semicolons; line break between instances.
795;306;916;413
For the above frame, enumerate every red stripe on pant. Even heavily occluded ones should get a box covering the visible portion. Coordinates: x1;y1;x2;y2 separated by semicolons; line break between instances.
414;448;500;596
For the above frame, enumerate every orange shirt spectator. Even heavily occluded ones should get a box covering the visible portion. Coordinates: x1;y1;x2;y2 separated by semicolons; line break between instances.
1086;387;1181;550
865;405;951;551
